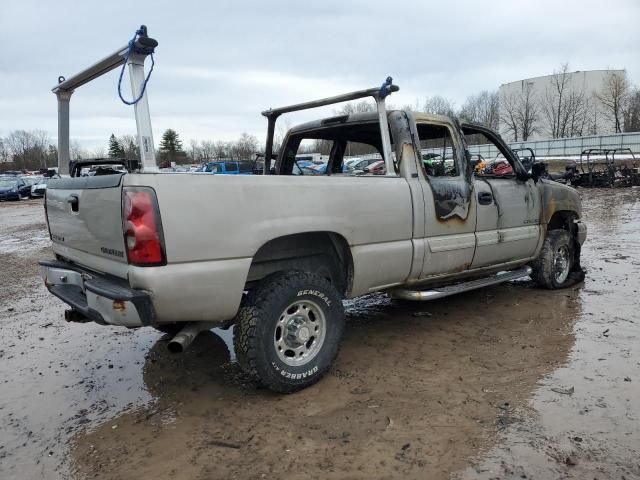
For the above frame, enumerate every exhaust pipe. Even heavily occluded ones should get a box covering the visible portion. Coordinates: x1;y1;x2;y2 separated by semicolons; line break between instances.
167;321;216;353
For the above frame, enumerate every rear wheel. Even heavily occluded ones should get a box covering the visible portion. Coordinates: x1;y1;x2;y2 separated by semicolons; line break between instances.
531;230;580;289
234;271;344;393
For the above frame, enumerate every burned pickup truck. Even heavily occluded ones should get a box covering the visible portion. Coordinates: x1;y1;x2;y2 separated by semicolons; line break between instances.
41;27;587;392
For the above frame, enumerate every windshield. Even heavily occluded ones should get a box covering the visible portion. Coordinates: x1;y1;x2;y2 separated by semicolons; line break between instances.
24;176;43;185
0;178;18;188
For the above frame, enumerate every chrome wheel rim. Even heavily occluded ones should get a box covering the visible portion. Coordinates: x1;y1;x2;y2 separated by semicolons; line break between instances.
553;245;571;284
274;299;326;366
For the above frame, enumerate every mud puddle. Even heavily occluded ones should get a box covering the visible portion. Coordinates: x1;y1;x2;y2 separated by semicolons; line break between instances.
458;188;640;480
0;190;638;479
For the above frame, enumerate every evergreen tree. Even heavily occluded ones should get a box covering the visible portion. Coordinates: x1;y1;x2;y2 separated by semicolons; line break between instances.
158;129;186;165
159;129;183;154
108;134;125;157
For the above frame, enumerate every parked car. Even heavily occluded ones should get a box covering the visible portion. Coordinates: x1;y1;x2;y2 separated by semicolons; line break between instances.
203;160;255;175
41;35;587;394
295;160;315;169
344;157;379;173
362;160;386;175
0;176;31;201
310;163;327;174
26;176;48;198
293;163;327;175
297;166;322;175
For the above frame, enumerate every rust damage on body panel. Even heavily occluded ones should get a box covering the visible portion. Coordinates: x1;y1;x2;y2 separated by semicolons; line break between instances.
541;179;582;224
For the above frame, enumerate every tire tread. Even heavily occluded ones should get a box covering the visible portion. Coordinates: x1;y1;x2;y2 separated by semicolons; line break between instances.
233;271;343;393
531;229;573;289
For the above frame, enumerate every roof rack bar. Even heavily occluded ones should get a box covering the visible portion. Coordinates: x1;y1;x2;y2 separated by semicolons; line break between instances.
261;78;399;175
261;85;399;119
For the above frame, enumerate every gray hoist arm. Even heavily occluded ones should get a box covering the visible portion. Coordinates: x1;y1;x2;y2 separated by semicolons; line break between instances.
52;26;158;175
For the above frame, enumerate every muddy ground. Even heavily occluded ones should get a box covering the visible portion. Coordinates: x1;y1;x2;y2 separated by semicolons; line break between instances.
0;189;638;480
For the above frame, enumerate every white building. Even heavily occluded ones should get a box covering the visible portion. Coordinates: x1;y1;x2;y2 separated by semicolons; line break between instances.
498;69;625;141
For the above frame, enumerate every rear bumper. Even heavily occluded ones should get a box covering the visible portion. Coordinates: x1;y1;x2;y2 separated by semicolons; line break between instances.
39;260;155;327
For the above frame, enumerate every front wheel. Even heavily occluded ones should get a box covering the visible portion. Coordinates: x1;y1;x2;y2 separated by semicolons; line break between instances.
234;271;345;393
531;229;582;289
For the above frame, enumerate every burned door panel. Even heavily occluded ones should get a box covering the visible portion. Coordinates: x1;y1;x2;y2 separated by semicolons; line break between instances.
410;114;476;277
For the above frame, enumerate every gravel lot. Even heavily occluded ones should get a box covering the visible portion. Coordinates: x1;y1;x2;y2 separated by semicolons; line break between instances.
0;188;638;480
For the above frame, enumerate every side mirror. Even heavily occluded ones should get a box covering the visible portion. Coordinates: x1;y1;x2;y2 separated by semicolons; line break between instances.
531;161;548;181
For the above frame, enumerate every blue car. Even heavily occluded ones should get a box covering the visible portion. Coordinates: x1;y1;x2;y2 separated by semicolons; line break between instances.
203;160;255;175
295;160;315;168
0;176;31;201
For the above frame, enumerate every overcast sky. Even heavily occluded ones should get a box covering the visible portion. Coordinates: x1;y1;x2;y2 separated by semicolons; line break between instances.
1;0;638;152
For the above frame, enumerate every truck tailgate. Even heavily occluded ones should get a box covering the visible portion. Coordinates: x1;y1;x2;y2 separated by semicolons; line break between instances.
46;175;128;276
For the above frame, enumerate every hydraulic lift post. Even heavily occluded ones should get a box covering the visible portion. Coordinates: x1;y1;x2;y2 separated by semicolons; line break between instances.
51;26;158;175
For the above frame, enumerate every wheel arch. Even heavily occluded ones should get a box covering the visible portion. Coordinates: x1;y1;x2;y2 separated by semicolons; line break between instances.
246;231;354;297
545;209;582;271
547;209;578;232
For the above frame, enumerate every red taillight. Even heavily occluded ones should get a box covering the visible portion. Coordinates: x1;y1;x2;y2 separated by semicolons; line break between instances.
122;187;165;266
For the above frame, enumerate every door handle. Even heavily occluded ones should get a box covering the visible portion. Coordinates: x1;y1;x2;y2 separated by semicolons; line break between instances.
67;194;79;212
478;192;493;205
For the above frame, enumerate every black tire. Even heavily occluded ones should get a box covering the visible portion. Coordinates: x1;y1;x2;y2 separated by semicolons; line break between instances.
531;229;578;289
234;271;345;393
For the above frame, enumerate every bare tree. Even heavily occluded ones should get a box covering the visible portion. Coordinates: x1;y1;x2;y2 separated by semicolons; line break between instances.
459;90;499;129
623;87;640;133
541;63;571;138
70;140;88;161
540;63;591;138
500;83;539;141
0;137;10;164
500;92;521;141
597;71;630;133
272;118;291;154
564;89;590;137
188;139;201;162
5;129;51;170
91;147;106;158
200;140;216;160
518;82;539;141
422;95;455;116
234;132;259;160
213;140;228;160
336;100;376;115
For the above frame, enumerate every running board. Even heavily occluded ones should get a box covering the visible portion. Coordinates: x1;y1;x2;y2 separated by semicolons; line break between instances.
390;266;532;301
